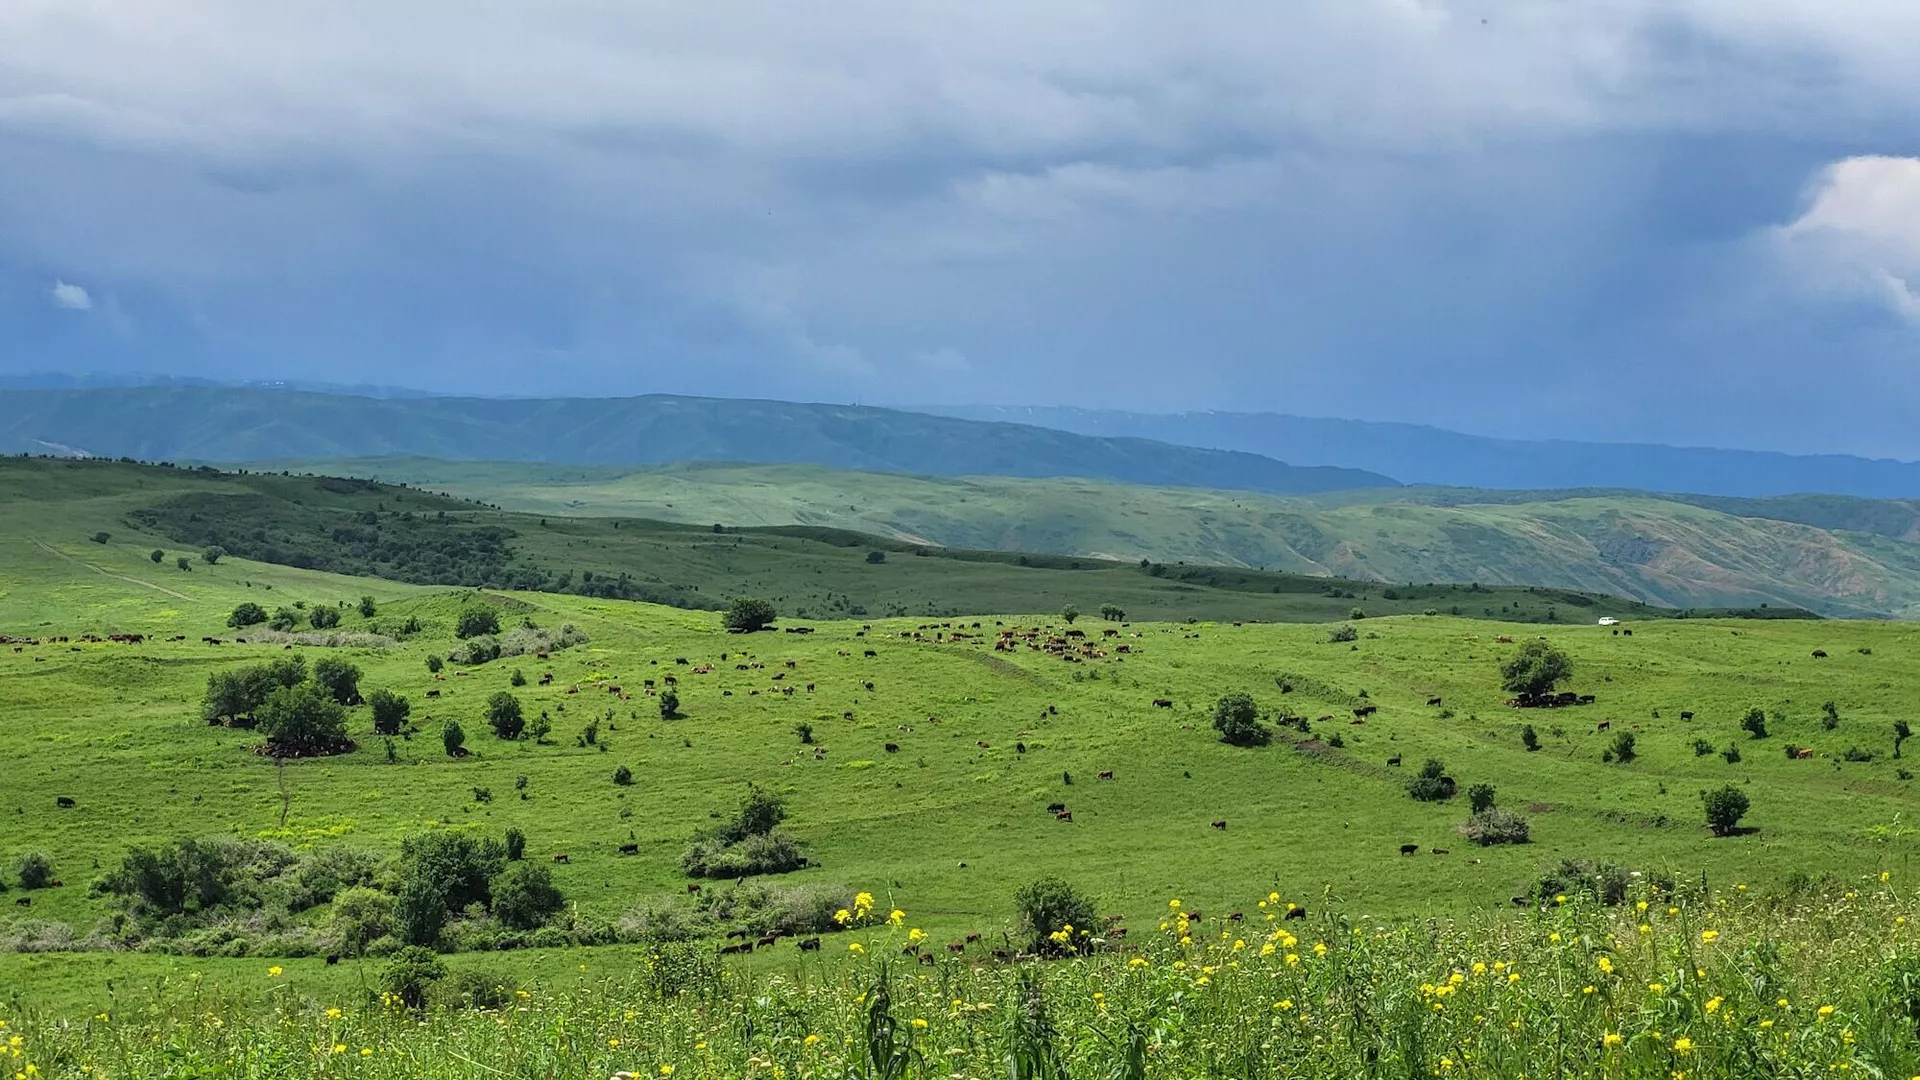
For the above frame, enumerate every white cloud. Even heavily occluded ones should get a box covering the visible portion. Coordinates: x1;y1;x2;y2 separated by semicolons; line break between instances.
49;278;91;309
1774;156;1920;320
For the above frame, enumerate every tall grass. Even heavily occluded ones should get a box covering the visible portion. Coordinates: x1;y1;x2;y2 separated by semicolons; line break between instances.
8;876;1920;1078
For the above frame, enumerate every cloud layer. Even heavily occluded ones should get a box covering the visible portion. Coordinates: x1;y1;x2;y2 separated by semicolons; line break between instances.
6;2;1920;455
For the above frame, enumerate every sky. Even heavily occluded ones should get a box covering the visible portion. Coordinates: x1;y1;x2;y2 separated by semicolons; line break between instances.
5;2;1920;457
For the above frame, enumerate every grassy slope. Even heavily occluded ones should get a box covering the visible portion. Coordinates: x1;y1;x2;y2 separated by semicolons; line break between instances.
275;458;1920;618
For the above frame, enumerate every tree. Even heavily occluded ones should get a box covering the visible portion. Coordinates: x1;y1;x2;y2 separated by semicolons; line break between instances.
456;607;501;639
202;546;224;565
510;668;527;687
311;656;362;705
309;606;341;630
1061;604;1080;625
369;689;411;735
1702;785;1750;835
1822;701;1841;730
1521;725;1540;752
1211;692;1271;747
149;549;164;564
1099;604;1126;622
613;764;633;785
1501;641;1573;698
328;886;394;956
175;555;191;571
357;595;377;618
1896;719;1912;760
442;719;467;757
865;550;887;564
90;531;110;544
1013;876;1099;956
491;863;564;930
659;689;681;719
268;607;300;632
1607;731;1637;763
529;711;551;744
722;597;778;633
17;852;54;890
256;683;348;751
227;602;268;628
425;654;444;674
1741;707;1769;740
1407;759;1456;802
202;670;257;725
486;692;525;740
1328;624;1358;643
1468;783;1496;814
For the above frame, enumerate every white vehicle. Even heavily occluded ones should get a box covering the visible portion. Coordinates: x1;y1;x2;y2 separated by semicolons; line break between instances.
1597;617;1619;626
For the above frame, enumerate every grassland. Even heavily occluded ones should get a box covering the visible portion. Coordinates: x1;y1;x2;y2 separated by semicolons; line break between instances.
270;457;1920;618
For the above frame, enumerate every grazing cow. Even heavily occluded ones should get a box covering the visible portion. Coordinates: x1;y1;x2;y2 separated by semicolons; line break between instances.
965;932;982;944
1596;720;1611;731
720;941;753;955
426;689;440;698
1108;927;1129;939
992;950;1012;962
758;934;780;948
1285;906;1307;920
947;942;966;954
1622;629;1633;636
325;954;340;965
1098;770;1114;780
1680;710;1695;721
1227;911;1244;922
13;897;26;907
1047;802;1066;813
1795;748;1815;759
863;649;877;658
1512;896;1530;907
1431;848;1450;856
1496;636;1514;644
553;854;570;864
918;951;937;966
686;883;701;894
1152;698;1173;708
862;681;875;691
1386;756;1401;767
55;796;75;808
1426;697;1443;707
977;741;990;749
1811;649;1828;658
884;743;899;753
798;937;821;951
1016;742;1027;754
1400;844;1419;856
1210;819;1228;830
618;843;639;855
539;673;553;685
1055;810;1074;823
1353;705;1378;718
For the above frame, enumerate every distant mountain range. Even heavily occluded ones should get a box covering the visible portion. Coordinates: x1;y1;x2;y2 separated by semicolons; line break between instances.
921;406;1920;499
0;387;1392;496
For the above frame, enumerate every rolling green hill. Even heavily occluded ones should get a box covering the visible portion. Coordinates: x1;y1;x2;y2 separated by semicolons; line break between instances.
266;458;1920;619
0;387;1394;495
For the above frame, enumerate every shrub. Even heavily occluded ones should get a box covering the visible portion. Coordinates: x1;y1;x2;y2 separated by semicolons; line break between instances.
504;828;526;862
1692;738;1715;756
1742;708;1769;739
1013;876;1100;956
1328;624;1358;644
268;607;300;632
426;654;444;674
1608;731;1637;763
1061;604;1079;625
307;606;340;629
1531;858;1670;906
722;598;777;633
442;719;467;757
1822;701;1841;730
794;722;814;745
614;764;634;786
1521;724;1539;752
369;689;411;735
1467;783;1496;814
1703;785;1751;835
682;785;806;878
428;969;517;1011
17;853;54;890
865;550;886;564
1897;720;1912;759
659;690;681;719
1349;607;1366;621
357;595;377;618
202;546;224;565
1211;692;1271;747
256;683;349;751
510;668;527;687
1844;746;1876;763
456;608;501;639
328;886;394;956
1460;808;1530;846
449;635;502;665
491;863;565;930
1721;744;1742;764
311;656;361;705
381;945;447;1010
176;556;192;571
1407;759;1455;802
1099;603;1125;621
485;692;525;740
90;531;110;544
1501;641;1572;698
227;602;268;628
149;549;164;563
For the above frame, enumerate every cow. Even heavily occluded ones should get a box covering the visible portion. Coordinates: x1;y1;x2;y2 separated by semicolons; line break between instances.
977;740;990;749
1427;696;1443;707
1795;748;1815;759
1055;810;1074;823
1047;802;1066;813
918;951;937;966
757;934;780;948
13;897;26;907
863;649;877;658
1811;649;1828;658
553;854;570;864
1353;705;1378;718
1495;636;1514;644
1622;629;1633;636
1210;819;1228;830
1227;911;1244;922
1431;848;1450;856
686;883;701;894
884;743;900;753
426;689;440;698
618;843;639;855
947;941;966;954
1285;906;1307;920
720;941;753;955
1681;710;1695;720
1400;844;1419;856
55;796;75;808
965;932;982;944
1152;698;1174;708
325;954;340;965
1098;770;1114;780
1596;720;1611;732
1386;756;1402;767
798;937;821;952
1108;927;1129;939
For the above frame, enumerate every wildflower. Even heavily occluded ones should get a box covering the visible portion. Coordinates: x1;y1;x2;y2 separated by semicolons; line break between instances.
848;943;864;954
1700;930;1719;944
910;1019;928;1029
1673;1037;1693;1055
267;966;284;978
1169;898;1182;909
1508;973;1520;984
833;909;852;925
1314;942;1327;956
1128;957;1148;968
360;1049;373;1057
660;1067;675;1077
1583;985;1595;995
1705;996;1723;1013
1883;871;1893;883
325;1008;341;1019
1549;932;1562;943
1603;1033;1624;1049
1649;983;1665;993
908;928;928;945
1637;900;1649;912
1260;943;1276;957
1818;1005;1836;1019
804;1035;822;1047
1232;939;1246;951
1555;894;1567;905
1472;962;1487;975
1269;892;1280;904
331;1044;346;1055
1274;1000;1294;1011
1597;957;1614;975
610;1039;621;1048
889;909;905;927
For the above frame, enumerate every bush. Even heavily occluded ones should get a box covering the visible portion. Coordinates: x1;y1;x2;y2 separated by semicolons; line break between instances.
1467;783;1496;814
309;606;341;630
328;886;394;956
268;607;300;632
1721;744;1742;764
614;764;634;786
202;546;224;565
1822;701;1841;730
369;689;411;736
865;550;886;564
1328;624;1358;644
457;607;501;639
1407;759;1456;802
1013;876;1099;956
1607;731;1637;763
17;853;54;890
176;556;192;571
426;655;444;674
149;549;164;564
491;863;565;930
1703;785;1751;835
1460;808;1530;846
659;690;681;719
358;595;377;618
722;598;777;633
794;722;814;745
1742;707;1769;739
1844;746;1876;762
510;668;527;687
1211;692;1271;747
381;945;448;1010
485;692;525;740
681;785;807;878
1501;641;1573;698
1531;858;1670;906
504;828;526;862
1692;738;1715;756
1061;604;1080;624
227;602;268;628
1099;604;1125;621
257;683;349;751
442;720;467;757
311;656;361;705
1521;725;1539;752
90;531;110;544
428;969;517;1011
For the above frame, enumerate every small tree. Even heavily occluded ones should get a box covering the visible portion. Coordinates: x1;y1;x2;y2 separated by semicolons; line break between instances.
90;531;110;544
1407;759;1456;802
1821;701;1841;730
1013;876;1099;956
309;606;341;630
257;683;349;751
1061;604;1080;625
358;595;377;618
381;944;447;1007
202;546;224;565
1211;692;1271;747
1468;783;1496;814
865;550;887;564
149;549;164;564
659;689;681;719
1741;707;1769;740
722;598;778;633
1721;744;1742;764
425;654;444;674
328;886;393;956
228;602;268;628
311;656;362;705
1521;724;1540;752
491;863;565;930
456;608;501;639
1099;604;1126;622
1702;785;1750;836
509;668;527;687
175;556;192;571
1349;607;1367;621
1328;624;1358;644
268;607;300;632
504;828;526;861
17;852;54;890
369;689;411;735
529;711;551;744
1896;719;1912;760
442;719;467;757
794;722;814;745
1607;731;1637;763
1501;641;1573;698
485;692;526;740
613;764;634;786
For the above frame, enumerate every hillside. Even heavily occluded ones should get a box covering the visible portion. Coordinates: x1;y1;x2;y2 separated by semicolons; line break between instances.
273;458;1917;618
926;404;1920;498
0;387;1395;495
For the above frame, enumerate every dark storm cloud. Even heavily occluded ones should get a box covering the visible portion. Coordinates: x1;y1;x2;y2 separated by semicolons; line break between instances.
5;2;1920;454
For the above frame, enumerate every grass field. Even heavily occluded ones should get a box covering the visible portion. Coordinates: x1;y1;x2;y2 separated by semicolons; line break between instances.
269;457;1920;618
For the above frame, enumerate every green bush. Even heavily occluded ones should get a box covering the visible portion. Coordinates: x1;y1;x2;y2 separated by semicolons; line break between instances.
442;720;466;757
309;606;341;630
485;692;525;740
311;656;361;705
357;595;377;618
257;683;349;751
1467;783;1496;814
1742;708;1769;740
268;607;300;632
381;945;447;1010
1521;725;1539;752
328;886;394;956
613;764;634;786
1407;759;1455;802
1211;692;1271;747
1461;809;1530;846
681;785;807;879
659;690;681;719
1501;641;1572;698
369;689;411;736
722;598;777;633
17;853;54;890
149;549;164;564
1703;785;1751;835
1328;624;1358;644
202;546;224;565
1530;858;1669;906
1013;876;1099;956
426;655;444;674
490;863;565;930
1607;731;1637;763
428;969;517;1011
227;602;268;628
456;608;501;639
504;828;526;862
